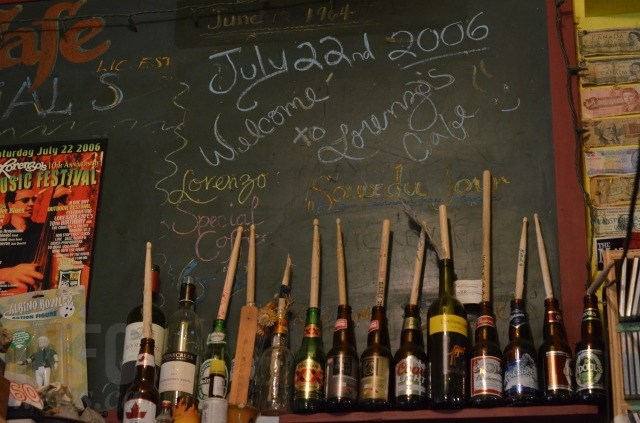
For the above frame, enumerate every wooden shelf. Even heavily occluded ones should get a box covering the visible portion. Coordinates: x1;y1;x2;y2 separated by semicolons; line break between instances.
277;404;601;423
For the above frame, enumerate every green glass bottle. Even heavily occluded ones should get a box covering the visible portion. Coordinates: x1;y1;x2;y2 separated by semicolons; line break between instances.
293;307;326;413
197;318;229;403
427;258;468;408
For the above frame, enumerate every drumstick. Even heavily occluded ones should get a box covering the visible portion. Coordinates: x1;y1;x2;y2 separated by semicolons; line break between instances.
337;219;347;306
534;213;554;299
310;219;321;308
376;219;391;307
482;170;491;302
142;241;153;339
278;255;292;313
247;224;256;306
439;205;451;260
216;226;244;320
409;223;426;306
515;217;528;300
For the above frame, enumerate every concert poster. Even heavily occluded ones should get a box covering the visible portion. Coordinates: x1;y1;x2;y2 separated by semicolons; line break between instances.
0;139;106;297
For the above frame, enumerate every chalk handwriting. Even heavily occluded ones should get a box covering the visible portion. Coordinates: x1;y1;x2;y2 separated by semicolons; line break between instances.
207;33;373;111
2;76;71;119
166;168;268;205
0;1;110;92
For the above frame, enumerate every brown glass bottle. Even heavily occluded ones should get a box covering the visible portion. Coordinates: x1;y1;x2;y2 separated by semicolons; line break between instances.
325;304;359;412
427;258;468;409
538;297;574;404
359;305;393;411
469;301;503;407
574;293;606;405
393;303;428;410
123;337;160;423
503;299;540;406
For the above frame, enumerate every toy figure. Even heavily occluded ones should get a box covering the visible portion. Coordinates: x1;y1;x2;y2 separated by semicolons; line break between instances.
19;336;58;387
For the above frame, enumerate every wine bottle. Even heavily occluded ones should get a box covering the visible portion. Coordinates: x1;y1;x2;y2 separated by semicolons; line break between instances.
538;297;574;404
123;337;160;423
574;293;606;404
293;306;326;413
359;305;393;411
428;257;468;408
325;304;359;411
469;301;503;407
255;295;295;414
197;318;229;402
503;298;540;406
159;276;203;407
119;265;166;420
394;303;428;410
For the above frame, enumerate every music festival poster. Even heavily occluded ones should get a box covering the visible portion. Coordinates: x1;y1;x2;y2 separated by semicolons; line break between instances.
0;139;106;297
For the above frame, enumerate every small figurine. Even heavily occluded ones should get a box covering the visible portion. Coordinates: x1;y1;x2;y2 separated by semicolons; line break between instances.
19;335;58;387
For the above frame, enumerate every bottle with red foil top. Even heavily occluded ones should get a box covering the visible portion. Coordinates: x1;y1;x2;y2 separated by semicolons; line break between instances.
123;337;160;423
293;306;326;413
393;303;428;409
324;304;359;412
469;301;503;407
359;305;393;411
538;297;574;404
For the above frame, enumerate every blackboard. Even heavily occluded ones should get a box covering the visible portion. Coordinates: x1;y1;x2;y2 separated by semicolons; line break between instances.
0;0;558;409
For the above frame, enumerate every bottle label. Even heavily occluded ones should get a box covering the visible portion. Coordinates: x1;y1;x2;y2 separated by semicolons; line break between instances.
543;350;573;391
123;322;166;364
509;310;527;328
159;351;198;395
334;318;347;332
294;358;324;400
470;355;503;397
395;355;426;397
368;319;380;333
575;348;604;392
582;308;598;321
503;353;539;394
546;310;562;323
122;399;157;423
360;355;390;401
475;315;495;328
402;316;420;331
429;314;468;336
303;324;321;338
197;356;228;401
137;352;155;368
325;354;358;400
207;331;225;343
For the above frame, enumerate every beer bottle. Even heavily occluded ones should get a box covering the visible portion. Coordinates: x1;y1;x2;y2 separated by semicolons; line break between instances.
469;301;503;407
325;304;359;412
503;298;540;406
359;305;393;411
574;293;606;404
538;297;573;404
293;306;326;413
393;303;428;410
427;258;468;408
201;319;229;399
123;338;160;423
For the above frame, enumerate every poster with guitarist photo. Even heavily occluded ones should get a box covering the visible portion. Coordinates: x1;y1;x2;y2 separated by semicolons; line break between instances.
0;139;106;297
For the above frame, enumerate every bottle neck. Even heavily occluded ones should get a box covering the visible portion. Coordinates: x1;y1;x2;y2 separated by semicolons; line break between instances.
302;307;321;339
271;312;289;347
332;304;355;347
438;258;456;297
543;297;568;341
399;303;423;347
581;293;603;339
179;277;197;309
508;298;534;342
134;338;156;385
366;305;390;348
474;301;498;343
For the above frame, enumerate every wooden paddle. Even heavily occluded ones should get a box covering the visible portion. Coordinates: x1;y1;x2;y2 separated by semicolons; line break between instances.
228;225;259;422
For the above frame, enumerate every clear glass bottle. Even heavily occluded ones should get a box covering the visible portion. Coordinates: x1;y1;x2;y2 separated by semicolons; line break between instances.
538;297;573;404
325;304;359;412
503;299;540;406
123;337;160;423
574;293;606;405
427;258;468;409
469;301;503;407
155;400;173;423
197;318;229;403
293;307;326;413
255;306;295;415
359;305;393;411
159;276;203;407
394;303;428;410
119;265;166;420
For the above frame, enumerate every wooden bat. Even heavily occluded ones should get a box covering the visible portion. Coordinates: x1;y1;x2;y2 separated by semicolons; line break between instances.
409;223;426;306
376;219;391;307
515;217;528;300
533;213;554;299
481;170;491;302
337;219;347;306
228;225;259;420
